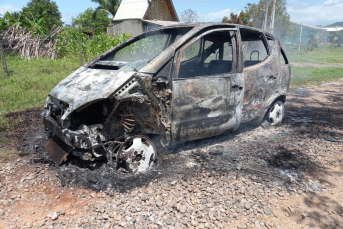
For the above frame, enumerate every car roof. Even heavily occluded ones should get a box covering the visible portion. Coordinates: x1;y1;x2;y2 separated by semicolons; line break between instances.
153;23;276;39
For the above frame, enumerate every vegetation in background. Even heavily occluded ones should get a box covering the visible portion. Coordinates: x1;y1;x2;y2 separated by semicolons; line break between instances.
245;0;291;39
285;46;343;64
0;12;20;31
55;29;130;60
222;11;254;26
329;30;343;48
180;9;199;23
21;0;62;30
0;0;61;35
0;16;7;31
291;66;343;88
72;8;111;35
0;56;80;129
91;0;121;18
307;30;319;52
1;10;51;35
286;26;300;45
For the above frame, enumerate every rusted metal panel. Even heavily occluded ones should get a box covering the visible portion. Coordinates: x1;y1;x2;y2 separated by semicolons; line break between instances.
45;138;72;165
171;74;244;142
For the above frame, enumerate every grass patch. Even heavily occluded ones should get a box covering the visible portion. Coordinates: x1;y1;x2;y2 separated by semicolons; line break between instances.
285;46;343;64
0;55;80;129
291;66;343;88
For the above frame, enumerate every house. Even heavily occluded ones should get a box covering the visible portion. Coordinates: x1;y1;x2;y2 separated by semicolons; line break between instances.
107;0;180;36
289;22;325;45
289;22;343;45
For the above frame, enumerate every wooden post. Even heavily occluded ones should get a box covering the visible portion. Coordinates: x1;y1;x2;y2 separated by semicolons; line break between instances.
78;37;84;66
298;23;303;51
270;0;276;34
0;35;10;77
263;0;269;31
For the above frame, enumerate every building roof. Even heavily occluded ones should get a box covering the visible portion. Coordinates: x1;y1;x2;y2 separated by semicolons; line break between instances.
113;0;179;21
114;0;149;20
291;21;324;30
324;27;343;32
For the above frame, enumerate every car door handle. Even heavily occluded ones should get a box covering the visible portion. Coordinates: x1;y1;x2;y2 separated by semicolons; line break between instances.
231;85;243;92
268;75;276;81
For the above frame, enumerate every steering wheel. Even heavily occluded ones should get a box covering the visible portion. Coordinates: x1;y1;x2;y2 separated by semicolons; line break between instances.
250;50;260;61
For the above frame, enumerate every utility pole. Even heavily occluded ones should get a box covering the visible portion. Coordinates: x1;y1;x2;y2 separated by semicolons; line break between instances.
298;23;303;51
263;0;269;31
270;0;276;34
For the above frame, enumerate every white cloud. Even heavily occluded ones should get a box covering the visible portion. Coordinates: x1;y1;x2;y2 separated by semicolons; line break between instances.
0;4;21;16
198;8;231;22
288;0;343;26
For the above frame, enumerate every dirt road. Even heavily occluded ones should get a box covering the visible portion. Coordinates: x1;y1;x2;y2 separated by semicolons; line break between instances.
0;79;342;229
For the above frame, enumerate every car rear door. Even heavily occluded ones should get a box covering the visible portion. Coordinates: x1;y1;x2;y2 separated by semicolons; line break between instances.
240;30;279;122
170;28;245;143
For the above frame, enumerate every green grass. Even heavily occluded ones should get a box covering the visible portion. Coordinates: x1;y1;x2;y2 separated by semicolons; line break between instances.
285;46;343;64
0;55;80;128
290;66;343;88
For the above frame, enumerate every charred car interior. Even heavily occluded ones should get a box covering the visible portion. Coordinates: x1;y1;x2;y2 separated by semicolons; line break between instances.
42;23;291;174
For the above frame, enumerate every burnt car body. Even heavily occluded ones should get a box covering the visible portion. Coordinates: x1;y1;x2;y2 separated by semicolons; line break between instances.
42;23;291;173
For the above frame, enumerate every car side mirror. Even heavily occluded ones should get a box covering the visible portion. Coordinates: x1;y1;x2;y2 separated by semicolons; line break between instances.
156;76;169;85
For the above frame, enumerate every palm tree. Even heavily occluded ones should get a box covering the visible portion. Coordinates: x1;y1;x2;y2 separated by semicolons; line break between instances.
91;0;121;19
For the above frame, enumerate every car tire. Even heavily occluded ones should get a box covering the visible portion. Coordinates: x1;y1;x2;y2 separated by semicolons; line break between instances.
265;100;285;126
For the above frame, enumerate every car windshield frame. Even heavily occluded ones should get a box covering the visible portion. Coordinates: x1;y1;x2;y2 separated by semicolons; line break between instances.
96;27;192;69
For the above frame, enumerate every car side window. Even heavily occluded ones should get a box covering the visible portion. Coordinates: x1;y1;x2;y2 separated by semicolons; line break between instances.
181;39;201;61
176;31;236;79
241;29;269;68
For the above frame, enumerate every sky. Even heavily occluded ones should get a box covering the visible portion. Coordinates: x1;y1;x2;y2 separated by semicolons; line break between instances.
0;0;342;27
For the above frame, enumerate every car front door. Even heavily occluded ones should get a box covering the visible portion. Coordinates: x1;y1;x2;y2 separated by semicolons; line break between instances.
171;29;245;143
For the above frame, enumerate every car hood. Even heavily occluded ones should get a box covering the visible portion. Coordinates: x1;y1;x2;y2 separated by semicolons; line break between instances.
49;67;135;118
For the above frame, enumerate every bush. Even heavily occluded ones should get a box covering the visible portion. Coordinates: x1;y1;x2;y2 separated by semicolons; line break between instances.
55;28;131;61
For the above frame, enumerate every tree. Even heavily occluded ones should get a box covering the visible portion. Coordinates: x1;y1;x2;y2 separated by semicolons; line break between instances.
2;10;50;35
307;30;318;52
222;11;254;27
91;0;121;18
72;8;111;35
0;11;22;31
181;9;199;23
287;26;300;45
21;0;62;30
10;12;22;21
329;30;343;48
0;15;8;31
245;0;290;39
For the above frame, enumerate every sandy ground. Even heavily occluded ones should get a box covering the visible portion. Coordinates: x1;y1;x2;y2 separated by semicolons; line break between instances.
0;79;342;229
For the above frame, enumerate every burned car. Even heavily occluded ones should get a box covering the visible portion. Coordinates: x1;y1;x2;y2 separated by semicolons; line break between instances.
42;23;291;173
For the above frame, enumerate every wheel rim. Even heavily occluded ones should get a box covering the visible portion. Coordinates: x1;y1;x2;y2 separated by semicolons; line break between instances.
269;102;284;125
117;136;157;173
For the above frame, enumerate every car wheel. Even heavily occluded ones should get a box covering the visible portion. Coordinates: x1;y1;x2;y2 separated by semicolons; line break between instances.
267;100;285;126
116;135;157;173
